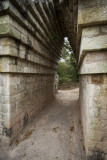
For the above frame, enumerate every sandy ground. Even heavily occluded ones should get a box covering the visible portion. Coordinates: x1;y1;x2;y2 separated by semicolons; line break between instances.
0;88;86;160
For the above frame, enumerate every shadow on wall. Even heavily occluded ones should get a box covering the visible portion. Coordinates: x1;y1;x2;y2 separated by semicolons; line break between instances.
87;151;105;160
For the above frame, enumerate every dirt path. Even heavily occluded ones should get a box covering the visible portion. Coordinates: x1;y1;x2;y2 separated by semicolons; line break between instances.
5;89;86;160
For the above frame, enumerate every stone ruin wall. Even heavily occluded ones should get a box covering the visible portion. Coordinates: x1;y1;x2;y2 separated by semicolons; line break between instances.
57;0;107;158
57;0;107;157
0;0;107;159
78;0;107;159
0;0;63;143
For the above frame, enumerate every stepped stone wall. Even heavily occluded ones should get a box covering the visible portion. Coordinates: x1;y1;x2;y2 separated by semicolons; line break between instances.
78;1;107;159
0;0;63;143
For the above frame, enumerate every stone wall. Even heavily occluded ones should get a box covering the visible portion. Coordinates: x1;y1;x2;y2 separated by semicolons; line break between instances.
0;0;63;144
78;0;107;159
58;0;107;157
0;0;107;159
0;74;55;142
80;74;107;159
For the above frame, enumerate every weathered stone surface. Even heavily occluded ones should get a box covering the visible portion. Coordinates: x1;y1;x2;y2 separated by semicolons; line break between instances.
82;27;100;37
0;0;107;159
1;74;55;141
80;74;107;157
79;51;107;74
78;4;107;26
101;25;107;33
79;26;107;65
78;0;107;10
0;0;59;146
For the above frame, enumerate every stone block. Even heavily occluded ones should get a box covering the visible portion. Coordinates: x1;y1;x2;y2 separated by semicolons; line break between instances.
10;26;21;40
79;51;107;74
78;0;107;10
101;25;107;33
80;34;107;58
9;2;28;26
78;5;107;26
0;23;10;36
82;27;100;37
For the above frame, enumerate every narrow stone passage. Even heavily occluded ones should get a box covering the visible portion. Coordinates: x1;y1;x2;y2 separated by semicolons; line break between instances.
10;88;86;160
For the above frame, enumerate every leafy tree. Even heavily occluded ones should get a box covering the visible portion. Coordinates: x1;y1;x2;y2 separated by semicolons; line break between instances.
57;38;79;87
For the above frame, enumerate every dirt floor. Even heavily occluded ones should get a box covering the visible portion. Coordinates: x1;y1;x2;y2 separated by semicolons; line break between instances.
59;83;79;90
0;88;86;160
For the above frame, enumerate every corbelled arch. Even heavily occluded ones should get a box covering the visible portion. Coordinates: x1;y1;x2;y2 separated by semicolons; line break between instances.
0;0;107;159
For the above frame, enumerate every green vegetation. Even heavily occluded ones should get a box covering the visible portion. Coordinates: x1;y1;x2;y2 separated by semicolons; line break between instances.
53;33;59;40
57;38;79;87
